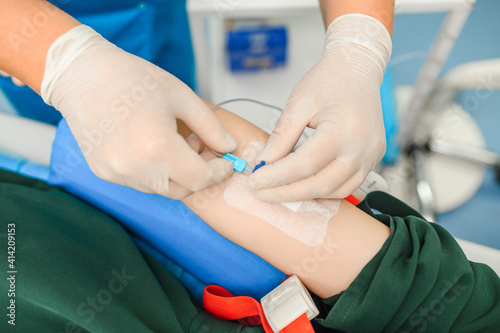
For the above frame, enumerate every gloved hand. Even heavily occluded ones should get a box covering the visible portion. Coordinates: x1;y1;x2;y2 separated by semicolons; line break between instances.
247;14;392;202
0;70;25;87
41;25;237;199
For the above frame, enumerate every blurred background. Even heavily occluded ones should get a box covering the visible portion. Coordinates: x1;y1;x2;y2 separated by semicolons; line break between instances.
391;0;500;249
188;0;500;250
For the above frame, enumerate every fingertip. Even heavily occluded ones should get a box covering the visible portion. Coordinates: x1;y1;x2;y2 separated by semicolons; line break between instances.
200;127;238;155
257;110;309;163
255;134;295;165
246;166;271;191
207;157;234;184
252;187;283;203
224;131;238;152
251;187;269;202
185;133;203;153
179;98;237;154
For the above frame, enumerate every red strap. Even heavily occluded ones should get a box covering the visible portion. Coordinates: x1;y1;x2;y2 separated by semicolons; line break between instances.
345;194;361;206
282;313;312;333
203;285;272;331
203;285;314;333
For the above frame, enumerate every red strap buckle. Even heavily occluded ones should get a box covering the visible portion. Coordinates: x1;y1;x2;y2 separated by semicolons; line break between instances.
203;277;316;333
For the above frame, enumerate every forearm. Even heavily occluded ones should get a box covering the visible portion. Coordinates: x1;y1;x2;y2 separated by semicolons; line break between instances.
0;0;79;93
181;103;390;298
319;0;394;35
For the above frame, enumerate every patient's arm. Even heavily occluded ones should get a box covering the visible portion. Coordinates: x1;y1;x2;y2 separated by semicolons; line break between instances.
180;104;390;299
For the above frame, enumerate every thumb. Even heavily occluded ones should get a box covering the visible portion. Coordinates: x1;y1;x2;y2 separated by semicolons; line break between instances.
256;96;313;163
175;92;237;154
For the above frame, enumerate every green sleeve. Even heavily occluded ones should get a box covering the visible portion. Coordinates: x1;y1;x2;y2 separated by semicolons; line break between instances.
313;192;500;333
0;169;261;333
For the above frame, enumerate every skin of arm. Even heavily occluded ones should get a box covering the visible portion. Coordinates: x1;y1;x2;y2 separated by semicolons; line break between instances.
319;0;394;35
0;0;79;93
181;104;390;299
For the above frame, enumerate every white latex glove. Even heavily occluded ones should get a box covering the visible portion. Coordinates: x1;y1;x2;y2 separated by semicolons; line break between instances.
247;14;392;202
0;70;26;87
41;25;237;199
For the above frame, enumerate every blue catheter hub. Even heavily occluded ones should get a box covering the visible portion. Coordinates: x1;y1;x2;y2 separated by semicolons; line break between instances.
222;153;248;173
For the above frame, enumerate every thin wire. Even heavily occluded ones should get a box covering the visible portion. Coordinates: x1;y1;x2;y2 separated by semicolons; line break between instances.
209;98;284;159
211;97;311;144
211;98;283;112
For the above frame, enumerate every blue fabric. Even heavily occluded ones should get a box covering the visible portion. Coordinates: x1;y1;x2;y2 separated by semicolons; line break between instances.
0;0;195;125
48;119;287;300
381;68;400;164
0;154;50;181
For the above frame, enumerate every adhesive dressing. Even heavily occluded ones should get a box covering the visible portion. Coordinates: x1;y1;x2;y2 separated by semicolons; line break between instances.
223;141;340;247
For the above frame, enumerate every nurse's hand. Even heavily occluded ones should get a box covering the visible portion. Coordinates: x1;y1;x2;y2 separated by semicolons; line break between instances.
0;70;25;87
247;14;392;202
41;25;237;199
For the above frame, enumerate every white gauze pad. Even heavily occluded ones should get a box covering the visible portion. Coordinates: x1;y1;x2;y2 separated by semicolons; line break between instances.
224;141;340;247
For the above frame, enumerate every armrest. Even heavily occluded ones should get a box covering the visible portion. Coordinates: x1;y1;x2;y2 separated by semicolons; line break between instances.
0;113;55;166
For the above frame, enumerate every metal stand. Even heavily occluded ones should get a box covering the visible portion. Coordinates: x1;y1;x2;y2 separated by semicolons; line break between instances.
410;146;437;222
395;1;491;219
399;1;475;150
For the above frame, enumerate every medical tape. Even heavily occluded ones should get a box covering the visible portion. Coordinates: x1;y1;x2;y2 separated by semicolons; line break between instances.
223;141;340;247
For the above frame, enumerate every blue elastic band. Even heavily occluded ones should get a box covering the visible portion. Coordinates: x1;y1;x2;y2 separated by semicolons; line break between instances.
253;161;265;173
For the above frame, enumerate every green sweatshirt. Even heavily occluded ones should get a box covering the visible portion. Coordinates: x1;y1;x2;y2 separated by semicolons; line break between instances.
0;169;498;333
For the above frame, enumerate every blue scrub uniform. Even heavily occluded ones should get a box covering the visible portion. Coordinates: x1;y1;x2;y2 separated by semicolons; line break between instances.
0;0;195;124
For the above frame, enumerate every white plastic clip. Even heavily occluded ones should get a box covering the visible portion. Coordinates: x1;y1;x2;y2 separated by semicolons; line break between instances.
260;275;319;332
352;170;389;201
